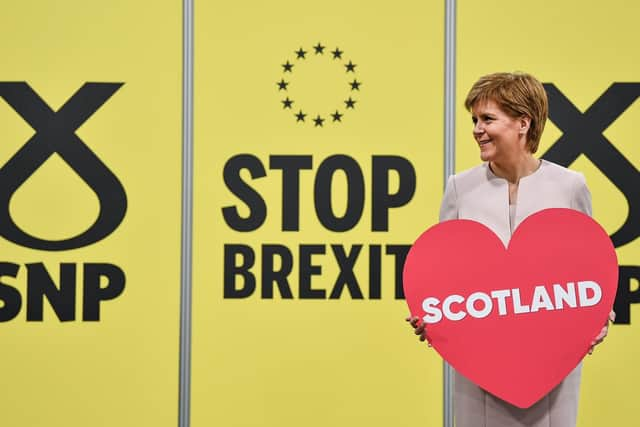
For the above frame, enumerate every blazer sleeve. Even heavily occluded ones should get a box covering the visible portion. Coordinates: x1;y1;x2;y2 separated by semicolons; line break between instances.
571;173;592;217
439;175;459;222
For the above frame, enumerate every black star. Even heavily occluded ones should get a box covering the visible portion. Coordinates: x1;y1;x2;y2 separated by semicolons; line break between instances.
314;42;325;54
344;60;357;72
282;61;294;72
295;110;306;122
344;97;356;109
295;48;307;59
281;97;294;109
313;115;325;127
277;79;289;90
350;79;361;90
331;110;343;122
331;48;343;59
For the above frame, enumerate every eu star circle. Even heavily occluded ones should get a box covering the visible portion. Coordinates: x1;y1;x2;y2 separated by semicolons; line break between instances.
276;42;362;127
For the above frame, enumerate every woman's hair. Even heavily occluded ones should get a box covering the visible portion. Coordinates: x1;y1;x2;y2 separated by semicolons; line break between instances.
464;72;548;153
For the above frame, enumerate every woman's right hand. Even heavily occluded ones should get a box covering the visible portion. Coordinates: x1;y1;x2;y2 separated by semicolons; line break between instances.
405;315;431;347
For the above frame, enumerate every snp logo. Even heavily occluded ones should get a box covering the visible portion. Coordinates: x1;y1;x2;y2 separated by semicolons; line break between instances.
542;83;640;324
0;82;127;322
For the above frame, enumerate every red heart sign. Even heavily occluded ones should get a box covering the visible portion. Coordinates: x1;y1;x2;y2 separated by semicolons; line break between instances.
403;208;618;408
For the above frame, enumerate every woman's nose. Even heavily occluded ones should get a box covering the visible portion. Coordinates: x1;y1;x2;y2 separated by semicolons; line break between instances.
473;121;484;136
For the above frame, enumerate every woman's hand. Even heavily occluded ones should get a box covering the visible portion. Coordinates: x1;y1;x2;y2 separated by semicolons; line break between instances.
588;310;616;355
405;315;431;347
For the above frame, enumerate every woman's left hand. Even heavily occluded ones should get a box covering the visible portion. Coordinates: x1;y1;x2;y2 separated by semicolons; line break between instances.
589;310;616;355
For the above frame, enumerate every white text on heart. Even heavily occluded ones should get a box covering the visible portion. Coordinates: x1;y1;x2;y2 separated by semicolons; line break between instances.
422;281;601;324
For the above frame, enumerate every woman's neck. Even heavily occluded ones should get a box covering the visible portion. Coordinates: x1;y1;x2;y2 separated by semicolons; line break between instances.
490;153;540;184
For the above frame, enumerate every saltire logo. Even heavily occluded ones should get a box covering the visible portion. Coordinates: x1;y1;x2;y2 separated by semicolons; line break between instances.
276;42;362;127
0;82;127;250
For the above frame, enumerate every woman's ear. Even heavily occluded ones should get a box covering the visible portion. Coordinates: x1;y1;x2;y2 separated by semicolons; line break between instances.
519;116;531;135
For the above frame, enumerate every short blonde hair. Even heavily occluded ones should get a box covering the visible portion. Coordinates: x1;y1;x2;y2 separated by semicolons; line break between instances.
464;72;548;153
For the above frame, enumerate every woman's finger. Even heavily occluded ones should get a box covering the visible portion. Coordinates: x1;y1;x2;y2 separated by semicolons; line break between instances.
407;316;420;328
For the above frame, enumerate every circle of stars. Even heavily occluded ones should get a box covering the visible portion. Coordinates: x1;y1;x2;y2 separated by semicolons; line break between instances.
276;42;362;127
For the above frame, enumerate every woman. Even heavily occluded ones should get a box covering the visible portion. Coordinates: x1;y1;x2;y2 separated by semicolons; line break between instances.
406;72;613;426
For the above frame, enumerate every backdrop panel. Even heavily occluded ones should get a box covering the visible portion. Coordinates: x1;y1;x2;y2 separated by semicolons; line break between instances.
194;1;445;425
457;1;639;425
0;2;181;426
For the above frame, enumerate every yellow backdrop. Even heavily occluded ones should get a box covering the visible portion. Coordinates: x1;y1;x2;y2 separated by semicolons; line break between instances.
0;1;181;426
456;0;640;425
3;1;636;426
193;1;445;425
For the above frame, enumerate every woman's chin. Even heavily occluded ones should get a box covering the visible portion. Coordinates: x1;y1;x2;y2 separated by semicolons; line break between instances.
479;151;493;162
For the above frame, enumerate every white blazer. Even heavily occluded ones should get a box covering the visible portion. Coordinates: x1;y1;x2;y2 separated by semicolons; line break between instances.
438;159;592;427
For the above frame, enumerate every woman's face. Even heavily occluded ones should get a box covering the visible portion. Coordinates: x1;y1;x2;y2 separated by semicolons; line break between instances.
470;99;529;164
